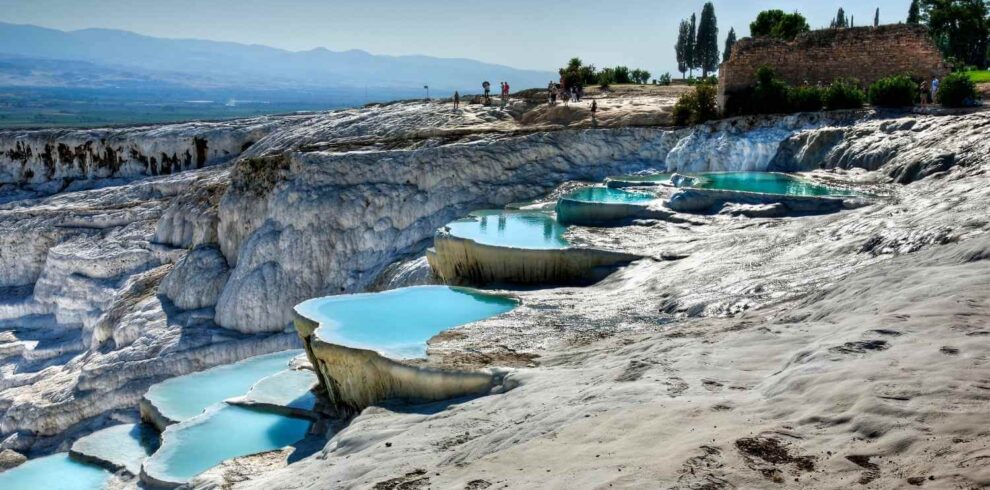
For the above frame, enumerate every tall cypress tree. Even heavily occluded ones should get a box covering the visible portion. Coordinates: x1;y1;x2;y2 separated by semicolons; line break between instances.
687;13;697;78
696;2;720;78
723;27;737;63
675;20;690;79
834;8;848;28
874;8;880;27
907;0;921;24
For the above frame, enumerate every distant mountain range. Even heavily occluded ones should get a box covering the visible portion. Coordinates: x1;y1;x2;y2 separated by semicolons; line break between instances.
0;22;554;92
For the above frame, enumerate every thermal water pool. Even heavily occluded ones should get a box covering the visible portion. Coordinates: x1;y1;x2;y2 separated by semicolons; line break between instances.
143;350;301;422
442;210;569;250
690;172;855;196
141;404;311;486
296;286;518;360
0;453;109;490
562;187;656;204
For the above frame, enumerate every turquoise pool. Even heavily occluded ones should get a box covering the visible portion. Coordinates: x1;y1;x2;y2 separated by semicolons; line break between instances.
142;404;310;485
692;172;855;196
144;350;301;422
443;210;569;249
563;187;656;204
0;453;109;490
296;286;518;359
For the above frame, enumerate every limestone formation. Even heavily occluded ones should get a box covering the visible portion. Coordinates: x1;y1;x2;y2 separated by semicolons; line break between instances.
293;314;499;415
159;246;231;311
428;231;646;286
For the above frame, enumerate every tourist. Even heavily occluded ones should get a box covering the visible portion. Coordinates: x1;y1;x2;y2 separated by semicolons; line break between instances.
920;80;929;106
501;81;510;109
547;81;555;105
453;90;460;110
931;77;940;104
483;81;491;104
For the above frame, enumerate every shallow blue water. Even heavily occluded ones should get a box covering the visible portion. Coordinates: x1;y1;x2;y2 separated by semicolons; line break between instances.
70;423;159;475
694;172;854;196
444;210;569;249
564;187;656;204
144;350;301;422
296;286;518;359
0;453;109;490
142;404;310;484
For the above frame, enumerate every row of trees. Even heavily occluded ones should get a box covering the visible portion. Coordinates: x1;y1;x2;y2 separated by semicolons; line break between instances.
908;0;989;69
830;7;882;29
557;58;652;88
674;2;723;79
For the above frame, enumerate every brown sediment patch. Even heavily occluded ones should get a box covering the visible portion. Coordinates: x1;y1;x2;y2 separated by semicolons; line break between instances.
372;469;430;490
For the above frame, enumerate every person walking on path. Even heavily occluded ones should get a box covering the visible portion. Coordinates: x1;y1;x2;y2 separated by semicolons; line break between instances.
920;80;929;106
931;77;940;104
590;99;598;126
548;81;555;105
501;81;510;109
483;81;491;105
453;90;460;110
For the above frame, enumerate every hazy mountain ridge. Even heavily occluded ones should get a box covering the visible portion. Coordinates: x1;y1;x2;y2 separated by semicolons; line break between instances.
0;22;554;91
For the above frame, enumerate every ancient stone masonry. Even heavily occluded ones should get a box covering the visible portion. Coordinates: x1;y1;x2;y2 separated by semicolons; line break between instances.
719;25;948;106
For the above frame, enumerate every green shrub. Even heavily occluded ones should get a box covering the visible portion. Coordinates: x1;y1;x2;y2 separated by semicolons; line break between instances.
752;66;791;114
789;85;825;112
936;72;978;107
659;73;673;86
823;79;866;110
868;75;918;107
673;83;719;126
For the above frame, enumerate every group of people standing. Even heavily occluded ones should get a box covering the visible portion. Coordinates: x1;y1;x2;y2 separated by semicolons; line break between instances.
452;81;510;110
919;77;941;105
547;81;583;105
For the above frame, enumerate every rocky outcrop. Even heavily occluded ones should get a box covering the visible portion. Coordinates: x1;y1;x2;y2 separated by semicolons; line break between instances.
293;313;499;415
768;112;990;183
0;117;299;201
0;448;26;471
159;246;230;311
428;232;646;286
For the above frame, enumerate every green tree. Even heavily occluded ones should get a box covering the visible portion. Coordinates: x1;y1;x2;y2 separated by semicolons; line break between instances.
613;66;631;84
723;27;737;63
688;14;698;77
921;0;989;68
908;0;922;23
750;10;811;40
696;2;720;77
631;69;644;84
832;8;848;28
676;20;691;79
874;8;880;26
559;58;589;89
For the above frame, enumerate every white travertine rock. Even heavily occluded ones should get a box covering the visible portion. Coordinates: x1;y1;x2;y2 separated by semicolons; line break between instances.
159;246;230;311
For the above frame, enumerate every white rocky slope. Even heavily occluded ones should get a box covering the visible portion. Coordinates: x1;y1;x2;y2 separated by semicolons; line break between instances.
1;99;988;487
229;113;990;490
0;116;310;202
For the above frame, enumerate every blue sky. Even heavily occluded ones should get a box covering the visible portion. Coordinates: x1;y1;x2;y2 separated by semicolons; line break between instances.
0;0;914;74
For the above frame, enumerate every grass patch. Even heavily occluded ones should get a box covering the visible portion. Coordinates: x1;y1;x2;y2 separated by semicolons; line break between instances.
965;71;990;83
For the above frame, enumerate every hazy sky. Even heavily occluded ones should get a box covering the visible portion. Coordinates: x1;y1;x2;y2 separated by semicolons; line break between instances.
0;0;914;74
